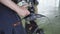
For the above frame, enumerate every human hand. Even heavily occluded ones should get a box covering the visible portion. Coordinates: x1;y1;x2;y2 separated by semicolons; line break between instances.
17;7;30;17
17;2;30;17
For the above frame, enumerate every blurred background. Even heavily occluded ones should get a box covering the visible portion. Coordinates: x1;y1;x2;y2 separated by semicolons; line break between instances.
36;0;60;34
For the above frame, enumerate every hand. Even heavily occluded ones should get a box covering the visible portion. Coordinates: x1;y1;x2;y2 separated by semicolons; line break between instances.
17;7;30;17
0;0;30;17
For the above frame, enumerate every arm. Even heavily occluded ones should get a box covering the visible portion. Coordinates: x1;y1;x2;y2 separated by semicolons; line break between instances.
0;0;30;16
